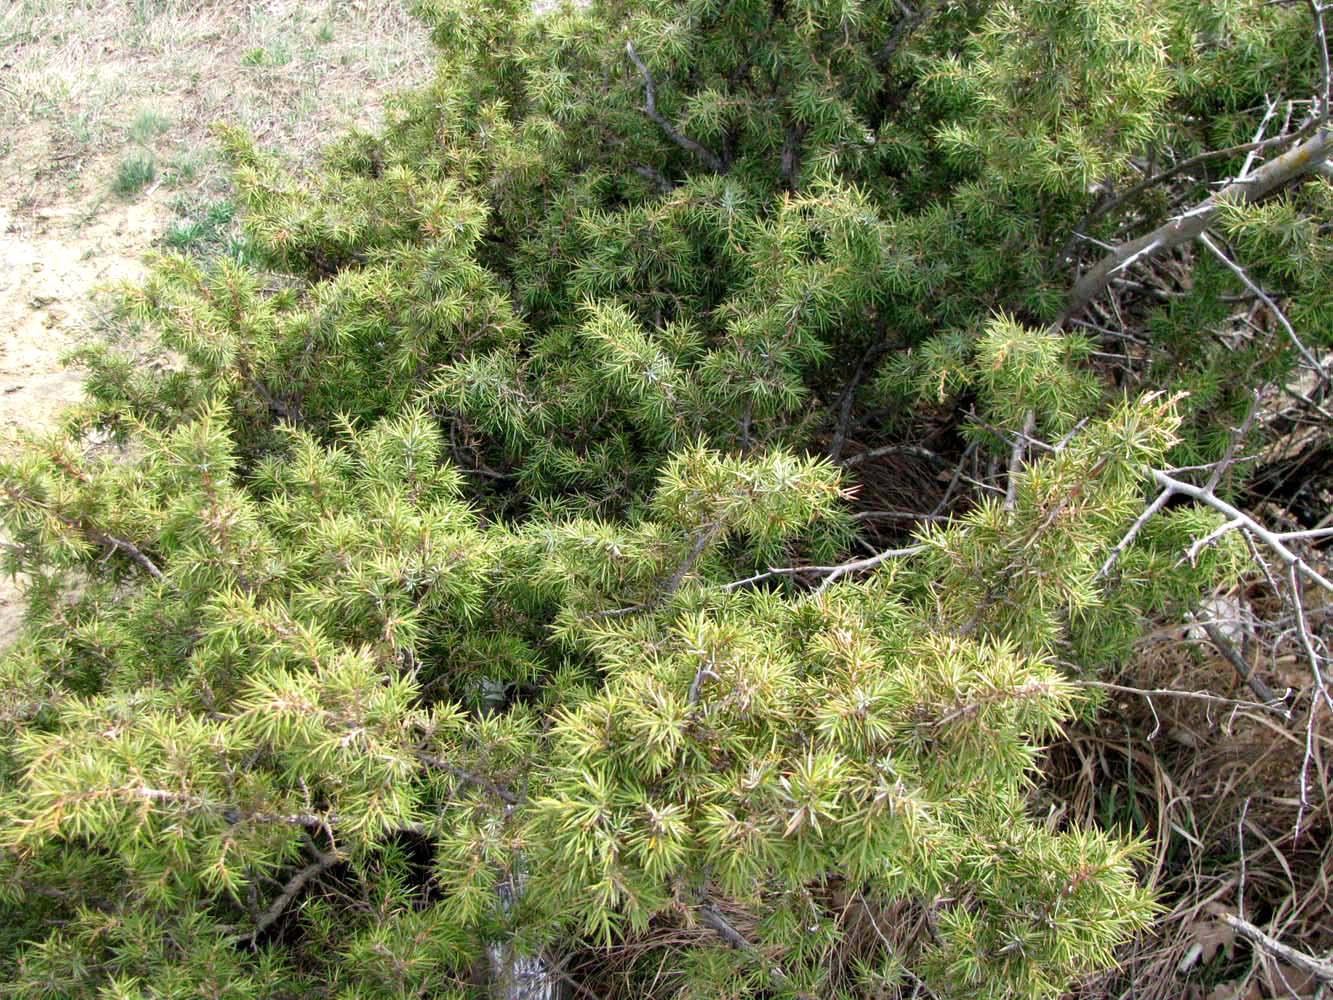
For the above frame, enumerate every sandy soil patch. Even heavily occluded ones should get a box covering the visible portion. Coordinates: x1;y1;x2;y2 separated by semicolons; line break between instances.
0;0;434;643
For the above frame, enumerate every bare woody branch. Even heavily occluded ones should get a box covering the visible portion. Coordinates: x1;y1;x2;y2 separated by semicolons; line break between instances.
625;41;727;173
1063;117;1319;262
1221;911;1333;983
721;543;926;594
1150;469;1333;593
1197;231;1329;387
1064;129;1333;318
235;846;341;946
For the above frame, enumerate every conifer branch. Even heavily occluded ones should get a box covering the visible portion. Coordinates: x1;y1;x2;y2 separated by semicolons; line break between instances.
1065;129;1333;317
625;41;727;173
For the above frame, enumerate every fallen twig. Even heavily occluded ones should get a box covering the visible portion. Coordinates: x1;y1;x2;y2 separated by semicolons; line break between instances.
1221;911;1333;983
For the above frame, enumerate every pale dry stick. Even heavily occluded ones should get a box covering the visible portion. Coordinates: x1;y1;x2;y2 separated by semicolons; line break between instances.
1221;912;1333;984
1198;620;1286;708
840;443;943;468
931;441;979;517
721;544;925;592
1003;410;1036;512
1095;487;1172;581
1062;120;1320;263
1184;517;1247;564
1065;129;1333;317
853;893;940;999
1276;525;1333;540
1237;797;1251;923
1197;231;1330;389
1288;563;1333;838
1239;99;1282;180
1150;470;1333;593
1312;0;1331;131
1205;389;1261;496
813;543;927;594
852;510;949;523
1074;679;1285;716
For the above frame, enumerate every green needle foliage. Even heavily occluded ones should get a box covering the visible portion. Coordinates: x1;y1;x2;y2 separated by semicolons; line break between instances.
2;0;1327;997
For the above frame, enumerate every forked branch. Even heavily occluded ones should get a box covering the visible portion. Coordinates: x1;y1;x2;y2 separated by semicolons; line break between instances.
1065;130;1333;318
1221;912;1333;983
626;41;726;173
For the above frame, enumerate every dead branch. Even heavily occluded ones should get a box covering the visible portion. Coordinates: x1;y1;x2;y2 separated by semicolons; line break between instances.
1065;129;1333;318
1063;116;1317;263
1096;487;1172;581
1221;911;1333;982
1197;619;1286;708
1311;0;1331;131
1197;231;1329;388
1150;470;1333;593
721;543;926;593
1004;411;1036;511
839;443;943;467
1074;678;1285;715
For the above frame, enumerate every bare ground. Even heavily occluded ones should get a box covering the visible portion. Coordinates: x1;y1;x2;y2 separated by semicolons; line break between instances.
0;0;433;642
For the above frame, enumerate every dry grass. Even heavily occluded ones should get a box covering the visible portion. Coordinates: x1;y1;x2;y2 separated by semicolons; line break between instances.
1;0;431;212
0;0;433;641
1050;579;1333;1000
